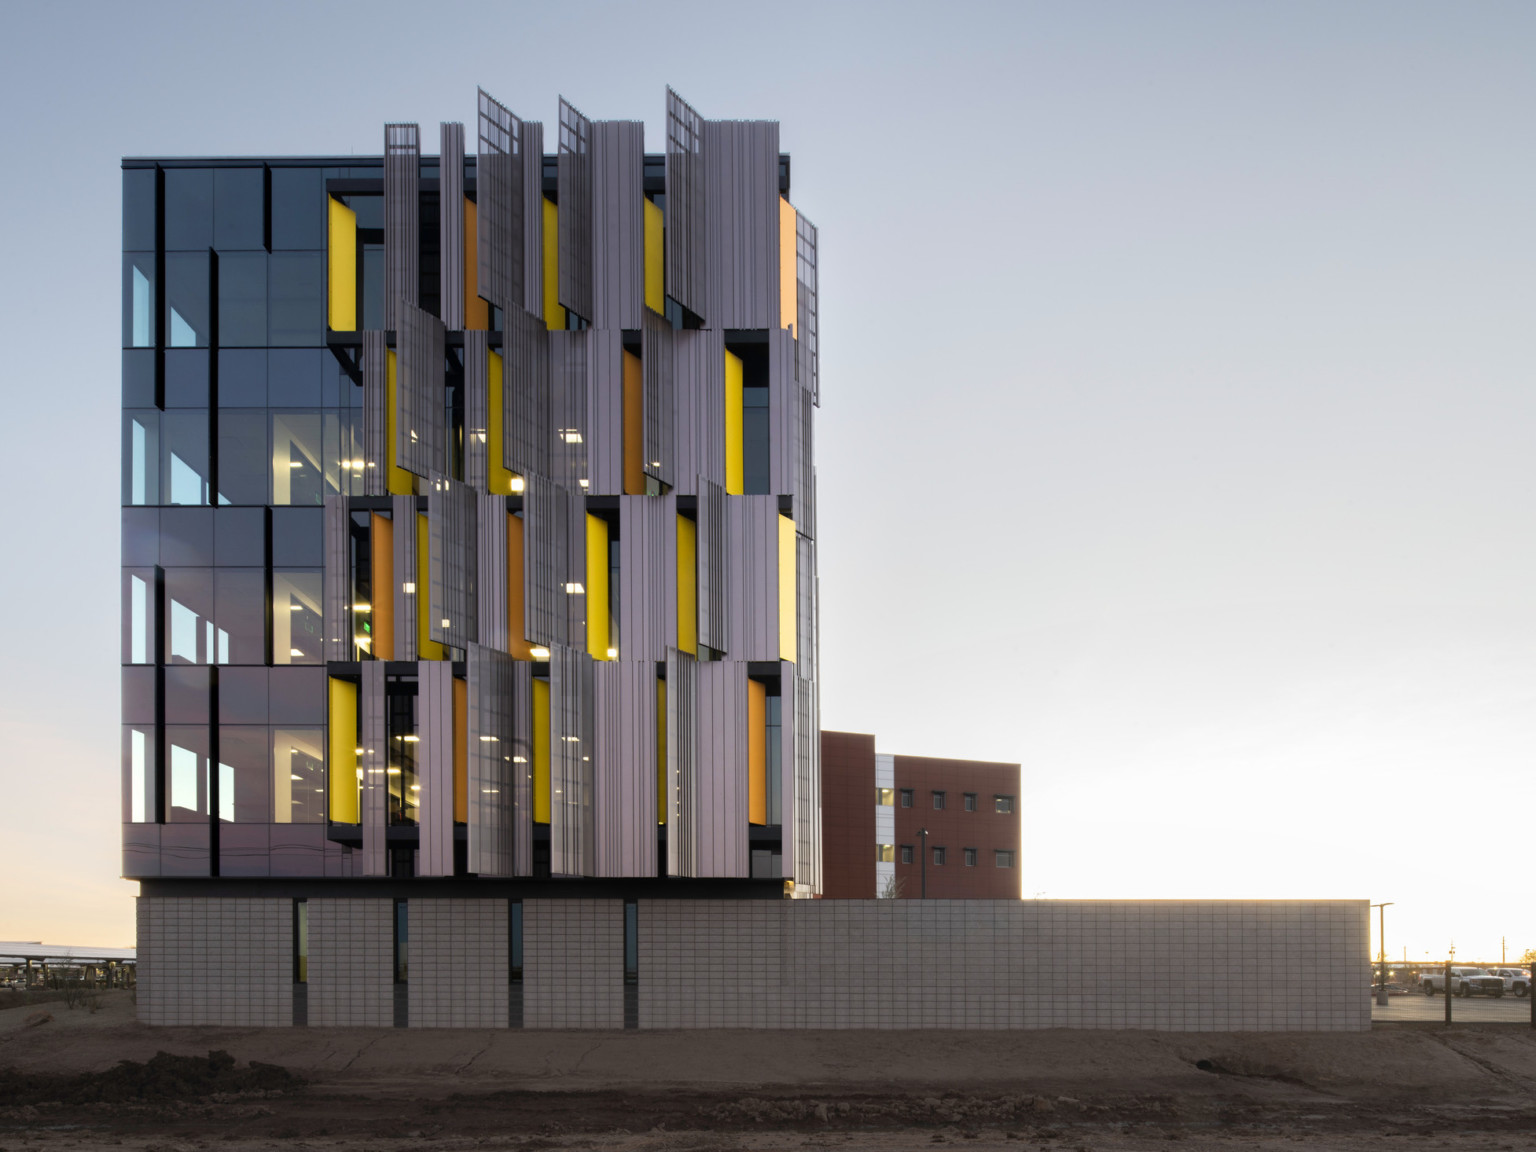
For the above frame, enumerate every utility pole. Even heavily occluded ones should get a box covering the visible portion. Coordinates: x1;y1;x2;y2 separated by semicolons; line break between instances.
920;829;928;899
1372;903;1393;1007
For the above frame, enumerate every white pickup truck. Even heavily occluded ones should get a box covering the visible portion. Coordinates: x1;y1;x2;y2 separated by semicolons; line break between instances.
1422;966;1505;998
1490;968;1531;997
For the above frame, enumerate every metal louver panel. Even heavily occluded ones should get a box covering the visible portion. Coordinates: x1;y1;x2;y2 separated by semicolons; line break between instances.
796;210;819;405
417;660;455;877
726;496;779;662
665;647;697;878
392;494;418;662
359;660;388;876
467;642;517;877
521;121;545;318
322;496;351;662
703;119;780;329
796;531;817;682
641;308;674;487
439;121;466;330
464;330;490;491
591;119;644;329
799;386;816;540
548;644;594;878
362;331;387;495
593;662;657;877
696;478;728;654
672;328;724;495
475;88;524;315
510;659;534;876
777;660;796;872
476;492;507;651
557;98;593;324
791;673;820;894
767;328;814;534
523;475;584;650
618;495;676;663
503;306;550;482
695;659;749;878
396;301;446;480
586;329;623;496
384;123;420;332
664;87;706;319
549;330;589;493
428;479;477;651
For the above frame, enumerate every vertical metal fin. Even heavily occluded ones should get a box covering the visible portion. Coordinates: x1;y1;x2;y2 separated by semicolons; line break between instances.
549;331;589;494
586;329;623;496
476;492;508;651
503;305;550;481
791;673;820;894
641;309;674;488
672;328;724;495
696;478;728;654
796;532;816;682
392;494;418;662
557;98;593;324
521;121;545;319
695;659;749;877
464;330;489;491
467;642;517;877
593;662;657;877
618;495;676;663
476;89;524;316
725;496;779;661
510;659;534;876
591;119;644;329
417;660;455;877
428;479;477;652
396;301;446;480
665;647;697;877
703;119;779;329
384;123;420;331
439;122;466;330
323;496;351;662
664;88;706;320
524;475;583;649
362;331;387;496
359;661;388;876
796;210;819;405
548;644;595;877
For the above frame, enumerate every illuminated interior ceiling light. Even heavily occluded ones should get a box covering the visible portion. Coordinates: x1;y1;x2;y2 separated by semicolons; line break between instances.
476;431;487;443
578;478;589;488
559;429;583;444
288;461;304;468
564;583;585;594
386;767;401;775
403;582;416;594
289;648;305;657
509;476;525;493
289;604;304;611
354;748;365;755
367;768;384;775
410;784;421;791
409;429;418;442
606;647;618;659
561;736;580;743
314;788;324;792
481;788;499;794
479;735;499;743
402;734;420;743
512;756;528;764
441;618;451;628
353;604;371;613
529;646;550;659
290;774;304;781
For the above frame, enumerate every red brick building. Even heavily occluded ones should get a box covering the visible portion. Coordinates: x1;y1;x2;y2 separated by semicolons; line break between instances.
820;731;1020;899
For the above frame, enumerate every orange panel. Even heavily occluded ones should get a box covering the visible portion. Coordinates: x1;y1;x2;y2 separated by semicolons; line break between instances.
623;349;644;495
370;513;394;661
464;197;488;331
507;513;532;659
748;678;767;825
453;676;468;823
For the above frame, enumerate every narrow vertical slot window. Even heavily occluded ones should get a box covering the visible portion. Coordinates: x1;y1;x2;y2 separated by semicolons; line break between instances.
532;676;550;823
509;900;523;983
765;693;781;826
293;899;309;983
724;350;744;495
747;678;767;826
585;514;610;660
675;514;697;655
394;899;409;984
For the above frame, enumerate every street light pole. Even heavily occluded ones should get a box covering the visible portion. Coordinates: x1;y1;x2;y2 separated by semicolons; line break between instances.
920;828;928;899
1371;902;1394;1007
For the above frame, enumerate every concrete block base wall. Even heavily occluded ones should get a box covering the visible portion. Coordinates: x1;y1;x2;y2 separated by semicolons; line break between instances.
136;897;1370;1031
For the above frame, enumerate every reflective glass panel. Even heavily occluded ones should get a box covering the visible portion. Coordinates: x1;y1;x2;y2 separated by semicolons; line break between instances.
269;667;325;724
163;350;209;407
122;168;156;252
163;567;213;665
121;666;157;725
273;727;326;823
165;253;210;347
215;507;265;565
269;349;323;406
215;568;266;665
123;255;155;348
122;568;156;664
270;167;324;249
219;725;270;823
268;253;325;346
164;665;211;724
218;666;269;724
163;169;213;250
273;569;322;664
161;411;210;505
272;507;323;565
123;724;156;823
123;410;160;505
122;350;155;407
217;410;268;505
218;253;267;346
214;167;265;250
158;507;213;566
122;508;159;566
218;350;267;406
271;416;326;506
165;724;209;822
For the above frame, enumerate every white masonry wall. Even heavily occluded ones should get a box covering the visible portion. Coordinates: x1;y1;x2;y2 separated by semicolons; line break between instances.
307;898;394;1027
410;898;509;1028
524;898;624;1029
136;896;291;1026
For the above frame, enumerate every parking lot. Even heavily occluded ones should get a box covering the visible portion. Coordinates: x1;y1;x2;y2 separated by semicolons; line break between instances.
1373;990;1535;1023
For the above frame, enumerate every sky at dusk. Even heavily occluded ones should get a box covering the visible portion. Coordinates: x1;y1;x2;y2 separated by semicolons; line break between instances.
0;0;1531;965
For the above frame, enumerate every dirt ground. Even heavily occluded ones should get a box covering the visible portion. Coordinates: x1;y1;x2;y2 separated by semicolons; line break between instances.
5;992;1536;1150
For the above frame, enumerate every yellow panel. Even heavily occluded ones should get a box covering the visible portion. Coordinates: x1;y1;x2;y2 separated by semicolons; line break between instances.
464;197;489;331
370;513;395;661
725;349;744;495
328;198;357;333
676;514;697;655
644;198;665;314
327;677;359;823
778;514;797;664
533;677;551;823
623;350;644;495
453;676;468;823
543;198;566;331
748;678;767;826
385;350;414;495
586;513;610;660
488;351;514;494
417;513;445;661
507;513;532;659
656;677;667;825
779;197;797;332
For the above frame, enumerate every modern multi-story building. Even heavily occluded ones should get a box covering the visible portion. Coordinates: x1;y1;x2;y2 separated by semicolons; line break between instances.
821;731;1020;900
123;88;823;1024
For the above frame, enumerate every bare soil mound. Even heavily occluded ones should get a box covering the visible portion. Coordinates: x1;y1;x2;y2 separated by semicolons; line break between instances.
0;1048;303;1107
